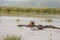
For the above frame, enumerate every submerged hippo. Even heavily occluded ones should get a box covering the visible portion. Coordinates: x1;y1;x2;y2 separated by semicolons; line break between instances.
44;25;60;29
17;21;60;30
37;24;44;30
27;21;36;27
18;21;36;27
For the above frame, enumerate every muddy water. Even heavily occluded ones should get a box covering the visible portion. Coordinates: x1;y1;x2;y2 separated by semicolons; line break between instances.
0;16;60;40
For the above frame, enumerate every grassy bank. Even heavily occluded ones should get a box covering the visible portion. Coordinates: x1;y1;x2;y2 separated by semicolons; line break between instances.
0;6;60;16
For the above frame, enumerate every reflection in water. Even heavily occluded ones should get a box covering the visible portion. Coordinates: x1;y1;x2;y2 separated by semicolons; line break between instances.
0;16;60;40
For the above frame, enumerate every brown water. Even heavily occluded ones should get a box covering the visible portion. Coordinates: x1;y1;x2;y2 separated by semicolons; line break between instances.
0;16;60;40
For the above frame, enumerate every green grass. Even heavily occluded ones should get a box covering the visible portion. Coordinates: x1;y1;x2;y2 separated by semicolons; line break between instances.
0;6;60;16
3;35;22;40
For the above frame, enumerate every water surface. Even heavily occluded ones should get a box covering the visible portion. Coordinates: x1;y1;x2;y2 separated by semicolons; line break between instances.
0;16;60;40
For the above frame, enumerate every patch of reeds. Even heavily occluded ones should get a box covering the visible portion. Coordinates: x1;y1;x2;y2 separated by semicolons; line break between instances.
3;35;22;40
45;18;52;22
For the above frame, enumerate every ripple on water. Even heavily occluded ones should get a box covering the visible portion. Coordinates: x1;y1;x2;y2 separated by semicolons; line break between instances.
0;16;60;40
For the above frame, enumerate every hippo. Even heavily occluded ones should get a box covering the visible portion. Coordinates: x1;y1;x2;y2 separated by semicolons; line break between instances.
18;21;36;27
44;25;60;29
17;21;60;30
37;24;44;30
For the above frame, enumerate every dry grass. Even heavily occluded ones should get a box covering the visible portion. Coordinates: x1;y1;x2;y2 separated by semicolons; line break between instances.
3;35;22;40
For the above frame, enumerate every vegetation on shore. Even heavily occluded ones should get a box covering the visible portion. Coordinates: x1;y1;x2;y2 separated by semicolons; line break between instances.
45;18;52;22
3;35;22;40
0;6;60;16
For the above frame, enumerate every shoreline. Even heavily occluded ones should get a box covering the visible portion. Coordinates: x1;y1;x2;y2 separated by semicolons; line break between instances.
0;14;60;18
